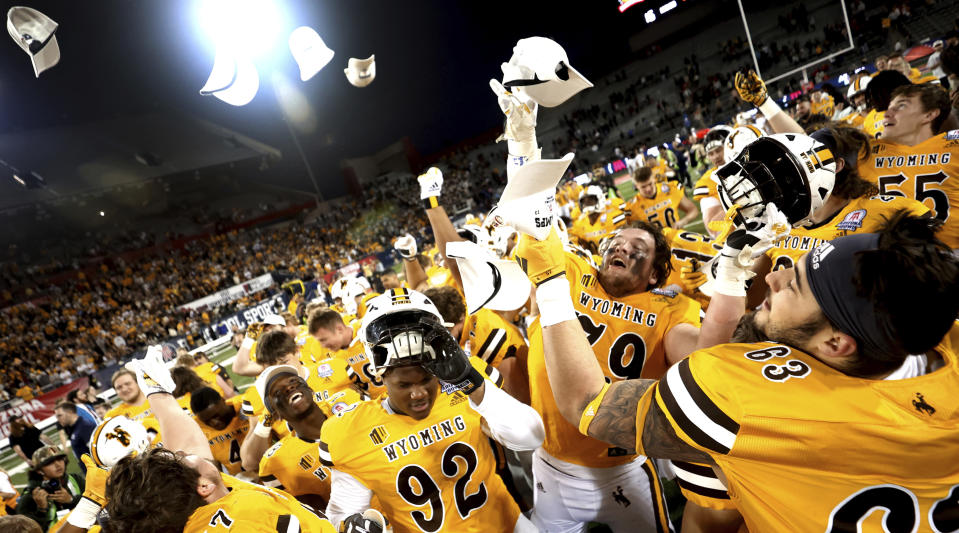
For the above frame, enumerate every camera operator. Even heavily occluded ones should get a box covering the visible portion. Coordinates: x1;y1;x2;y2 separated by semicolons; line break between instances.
16;446;84;530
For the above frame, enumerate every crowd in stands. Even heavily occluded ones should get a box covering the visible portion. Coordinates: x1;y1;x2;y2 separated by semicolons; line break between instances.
1;0;957;402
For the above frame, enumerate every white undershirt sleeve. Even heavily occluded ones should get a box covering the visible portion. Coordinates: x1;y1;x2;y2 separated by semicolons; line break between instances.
325;469;374;528
470;379;545;451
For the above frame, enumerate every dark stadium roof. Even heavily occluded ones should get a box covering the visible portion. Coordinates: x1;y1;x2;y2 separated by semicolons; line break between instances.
0;0;688;199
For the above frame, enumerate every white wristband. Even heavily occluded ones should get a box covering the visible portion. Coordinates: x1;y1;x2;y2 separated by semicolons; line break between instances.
253;420;272;438
536;277;577;327
758;97;782;119
66;497;102;529
241;337;255;350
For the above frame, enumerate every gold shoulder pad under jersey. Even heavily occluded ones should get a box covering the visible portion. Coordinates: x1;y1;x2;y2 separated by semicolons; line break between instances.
259;435;331;503
462;308;527;369
692;168;719;204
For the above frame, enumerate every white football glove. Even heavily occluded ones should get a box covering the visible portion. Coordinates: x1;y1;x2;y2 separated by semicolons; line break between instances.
394;234;417;259
490;79;538;143
125;345;175;397
704;203;790;297
418;167;443;200
487;190;556;242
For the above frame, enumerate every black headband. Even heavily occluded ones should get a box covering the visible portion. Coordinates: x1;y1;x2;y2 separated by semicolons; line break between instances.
805;233;902;357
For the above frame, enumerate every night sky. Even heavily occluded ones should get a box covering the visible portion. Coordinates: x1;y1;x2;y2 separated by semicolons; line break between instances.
0;1;680;198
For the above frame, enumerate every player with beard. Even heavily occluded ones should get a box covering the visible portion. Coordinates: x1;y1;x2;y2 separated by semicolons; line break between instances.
319;289;544;532
516;197;959;531
105;347;336;532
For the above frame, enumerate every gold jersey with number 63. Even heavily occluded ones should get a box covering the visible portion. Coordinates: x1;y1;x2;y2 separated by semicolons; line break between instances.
637;325;959;532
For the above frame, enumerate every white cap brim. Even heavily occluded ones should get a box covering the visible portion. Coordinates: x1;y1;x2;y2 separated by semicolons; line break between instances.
30;34;59;77
200;49;259;106
297;47;334;81
262;314;286;327
446;241;531;314
254;364;300;412
501;153;574;202
515;64;592;108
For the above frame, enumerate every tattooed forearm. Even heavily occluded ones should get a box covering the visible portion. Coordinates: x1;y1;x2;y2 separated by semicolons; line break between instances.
586;380;654;452
643;400;714;464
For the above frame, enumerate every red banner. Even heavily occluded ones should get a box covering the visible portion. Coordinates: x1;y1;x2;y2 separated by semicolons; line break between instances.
323;255;379;284
0;378;89;439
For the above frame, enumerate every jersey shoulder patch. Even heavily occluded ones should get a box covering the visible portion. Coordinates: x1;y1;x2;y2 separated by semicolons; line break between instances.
651;288;678;298
944;129;959;140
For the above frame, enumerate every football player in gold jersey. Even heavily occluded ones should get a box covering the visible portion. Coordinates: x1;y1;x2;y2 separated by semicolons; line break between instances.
859;83;958;249
231;315;287;377
104;368;153;423
569;184;628;252
319;289;544;532
693;127;732;233
239;330;366;473
625;166;699;229
191;387;249;476
730;129;930;308
522;220;704;532
310;308;386;398
105;347;336;532
532;195;959;533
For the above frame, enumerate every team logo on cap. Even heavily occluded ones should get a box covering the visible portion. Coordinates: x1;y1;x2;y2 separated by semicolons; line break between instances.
836;209;867;231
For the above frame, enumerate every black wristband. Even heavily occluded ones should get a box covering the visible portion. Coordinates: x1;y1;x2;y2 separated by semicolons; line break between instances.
422;196;440;210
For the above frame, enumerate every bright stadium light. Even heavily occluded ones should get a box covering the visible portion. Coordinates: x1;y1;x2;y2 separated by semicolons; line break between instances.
195;0;284;61
659;1;677;14
644;9;657;23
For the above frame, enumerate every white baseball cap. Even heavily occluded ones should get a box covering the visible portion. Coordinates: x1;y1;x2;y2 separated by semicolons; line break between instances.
7;6;60;77
199;47;259;106
445;241;530;314
289;26;334;82
254;365;300;414
345;55;375;87
501;37;592;108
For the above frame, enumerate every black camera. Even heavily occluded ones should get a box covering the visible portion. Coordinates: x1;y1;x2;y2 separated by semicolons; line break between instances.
40;479;60;493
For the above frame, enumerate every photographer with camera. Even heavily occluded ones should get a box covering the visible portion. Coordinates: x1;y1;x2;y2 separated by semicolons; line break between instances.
16;446;84;530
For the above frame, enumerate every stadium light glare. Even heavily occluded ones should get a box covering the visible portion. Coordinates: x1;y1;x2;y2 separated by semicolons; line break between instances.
195;0;284;61
659;1;677;14
272;72;317;133
644;9;656;23
618;0;645;13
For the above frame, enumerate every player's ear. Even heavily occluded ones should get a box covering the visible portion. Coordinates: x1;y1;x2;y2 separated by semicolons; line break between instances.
816;328;857;361
922;107;941;127
196;477;218;500
834;158;845;173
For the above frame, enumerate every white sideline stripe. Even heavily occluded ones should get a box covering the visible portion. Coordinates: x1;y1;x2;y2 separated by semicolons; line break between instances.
672;463;728;491
664;364;736;450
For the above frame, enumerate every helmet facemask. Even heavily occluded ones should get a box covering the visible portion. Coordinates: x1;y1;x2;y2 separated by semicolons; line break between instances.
716;135;834;227
364;310;459;378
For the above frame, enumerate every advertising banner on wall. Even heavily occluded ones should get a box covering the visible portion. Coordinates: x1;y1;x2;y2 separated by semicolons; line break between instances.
0;378;89;439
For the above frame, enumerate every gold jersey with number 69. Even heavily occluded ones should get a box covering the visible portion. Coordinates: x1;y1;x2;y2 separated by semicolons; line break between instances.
638;325;959;532
859;131;959;248
529;251;701;468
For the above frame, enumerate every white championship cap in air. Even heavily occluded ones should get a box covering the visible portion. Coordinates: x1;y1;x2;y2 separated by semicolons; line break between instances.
345;55;375;87
446;240;531;314
289;26;334;82
199;47;260;106
501;37;592;108
7;6;60;77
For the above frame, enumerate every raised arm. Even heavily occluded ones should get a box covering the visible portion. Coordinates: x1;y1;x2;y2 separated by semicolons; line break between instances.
128;347;213;460
232;324;265;377
734;70;804;134
419;168;467;291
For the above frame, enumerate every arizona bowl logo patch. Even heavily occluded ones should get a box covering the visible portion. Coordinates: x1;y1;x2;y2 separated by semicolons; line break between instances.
945;129;959;140
440;381;463;395
661;183;670;194
836;209;867;231
316;364;334;378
